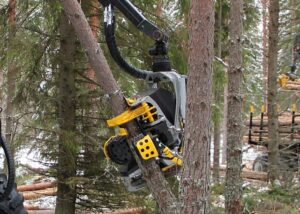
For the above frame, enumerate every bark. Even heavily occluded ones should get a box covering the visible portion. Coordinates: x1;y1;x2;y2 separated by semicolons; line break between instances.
59;1;177;213
222;84;228;164
82;0;99;89
213;124;220;183
225;0;243;213
156;0;163;17
180;0;214;213
290;0;296;59
55;11;77;214
4;0;17;155
262;0;269;106
81;0;100;177
267;0;280;182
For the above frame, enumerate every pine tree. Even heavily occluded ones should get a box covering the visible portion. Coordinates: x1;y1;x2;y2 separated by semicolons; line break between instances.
180;0;214;213
267;0;280;183
225;0;243;213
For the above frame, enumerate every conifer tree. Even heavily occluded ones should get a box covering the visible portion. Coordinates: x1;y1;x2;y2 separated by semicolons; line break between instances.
267;0;280;182
225;0;243;213
180;0;214;212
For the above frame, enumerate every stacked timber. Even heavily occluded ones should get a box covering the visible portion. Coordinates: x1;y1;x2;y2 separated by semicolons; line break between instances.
279;80;300;91
245;112;300;145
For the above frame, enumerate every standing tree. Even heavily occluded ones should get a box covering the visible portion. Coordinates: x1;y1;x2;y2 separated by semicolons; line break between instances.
225;0;243;213
4;0;17;155
55;11;77;214
267;0;280;182
262;0;269;106
180;0;214;213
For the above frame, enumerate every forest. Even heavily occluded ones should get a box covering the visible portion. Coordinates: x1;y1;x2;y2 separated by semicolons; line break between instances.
0;0;299;214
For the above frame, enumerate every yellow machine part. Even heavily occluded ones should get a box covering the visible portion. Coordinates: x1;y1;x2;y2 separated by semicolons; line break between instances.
103;136;114;160
135;135;159;160
261;105;265;113
293;104;297;112
162;147;183;166
278;74;289;87
107;102;157;127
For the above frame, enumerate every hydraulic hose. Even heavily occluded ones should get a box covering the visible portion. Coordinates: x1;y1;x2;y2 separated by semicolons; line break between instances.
0;109;15;200
104;8;152;80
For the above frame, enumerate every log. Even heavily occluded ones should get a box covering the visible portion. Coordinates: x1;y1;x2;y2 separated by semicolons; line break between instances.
241;170;268;181
213;166;268;181
243;135;300;146
18;182;57;192
245;112;300;126
23;188;57;200
103;207;144;214
25;205;51;210
27;210;54;214
282;84;300;90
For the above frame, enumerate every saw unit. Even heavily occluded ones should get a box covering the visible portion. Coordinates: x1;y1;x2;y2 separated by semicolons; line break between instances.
98;0;186;191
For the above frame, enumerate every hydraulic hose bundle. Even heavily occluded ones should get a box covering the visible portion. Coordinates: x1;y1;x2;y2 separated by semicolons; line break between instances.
103;5;152;79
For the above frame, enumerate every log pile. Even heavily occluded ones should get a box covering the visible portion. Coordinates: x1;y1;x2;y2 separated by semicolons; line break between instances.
216;165;268;182
245;112;300;145
17;179;146;213
280;80;300;91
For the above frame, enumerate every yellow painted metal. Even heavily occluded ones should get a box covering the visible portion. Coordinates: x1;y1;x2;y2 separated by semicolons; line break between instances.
162;164;176;172
135;135;158;160
118;128;128;136
250;105;254;113
162;147;183;166
126;98;136;105
107;103;156;127
278;74;289;87
292;104;297;112
103;136;115;160
261;105;265;113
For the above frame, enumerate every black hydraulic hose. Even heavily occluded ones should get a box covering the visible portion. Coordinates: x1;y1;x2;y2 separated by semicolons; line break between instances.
0;108;15;199
104;17;152;79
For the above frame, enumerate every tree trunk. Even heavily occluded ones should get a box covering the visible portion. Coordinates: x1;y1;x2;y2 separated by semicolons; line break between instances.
81;0;101;177
225;0;243;213
180;0;214;213
82;0;99;89
213;122;220;183
55;11;77;214
4;0;17;156
267;0;280;182
59;1;177;213
222;84;228;165
262;0;269;107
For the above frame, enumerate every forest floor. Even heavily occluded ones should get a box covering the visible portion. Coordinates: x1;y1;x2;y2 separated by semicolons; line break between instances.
14;145;300;214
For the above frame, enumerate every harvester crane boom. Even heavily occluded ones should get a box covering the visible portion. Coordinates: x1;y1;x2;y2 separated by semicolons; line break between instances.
99;0;172;79
99;0;168;42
